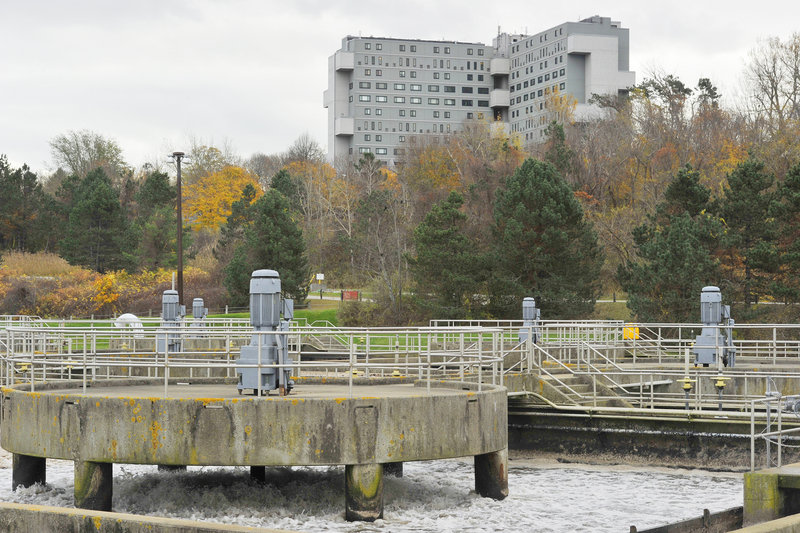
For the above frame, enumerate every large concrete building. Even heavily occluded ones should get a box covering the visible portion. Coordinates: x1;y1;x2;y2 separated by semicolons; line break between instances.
324;15;635;165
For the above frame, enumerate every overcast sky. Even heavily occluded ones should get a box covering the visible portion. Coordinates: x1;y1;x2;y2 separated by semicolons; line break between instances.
2;0;799;175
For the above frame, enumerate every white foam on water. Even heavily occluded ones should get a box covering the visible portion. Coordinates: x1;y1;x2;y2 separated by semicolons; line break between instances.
0;457;743;532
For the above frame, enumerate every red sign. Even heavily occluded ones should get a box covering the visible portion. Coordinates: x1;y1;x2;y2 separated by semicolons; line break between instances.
342;290;359;301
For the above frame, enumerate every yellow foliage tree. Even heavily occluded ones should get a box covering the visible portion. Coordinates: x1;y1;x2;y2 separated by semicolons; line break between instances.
184;166;262;230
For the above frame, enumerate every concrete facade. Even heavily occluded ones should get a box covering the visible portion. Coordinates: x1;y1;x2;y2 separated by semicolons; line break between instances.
324;16;634;164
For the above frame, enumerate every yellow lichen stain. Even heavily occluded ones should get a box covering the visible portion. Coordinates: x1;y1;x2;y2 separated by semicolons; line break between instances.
110;440;117;460
59;437;64;444
399;433;405;440
334;398;346;404
315;449;322;455
466;392;475;397
95;401;100;407
128;399;135;406
131;417;136;423
93;516;102;529
149;421;163;451
291;399;298;405
244;425;252;436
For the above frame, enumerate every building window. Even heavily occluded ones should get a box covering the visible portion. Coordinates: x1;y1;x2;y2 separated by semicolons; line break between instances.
349;82;354;89
434;46;440;53
428;85;439;92
467;112;473;119
394;83;406;90
376;82;387;89
394;148;405;155
410;45;416;52
410;110;417;117
462;99;473;106
348;96;353;102
376;134;382;141
444;99;455;106
399;110;405;116
365;68;371;76
478;74;484;81
462;87;473;93
410;96;422;104
433;72;440;80
359;82;371;89
410;71;416;78
359;147;371;153
364;134;371;141
376;95;387;102
376;43;382;50
433;110;440;118
444;111;451;118
394;96;405;103
445;46;451;54
444;85;455;93
365;108;371;115
399;44;406;52
376;148;387;155
365;43;371;50
411;84;421;91
560;82;565;90
467;48;474;56
376;69;382;76
399;135;406;142
560;68;565;76
467;74;473;81
444;72;450;80
399;70;406;78
478;100;489;107
478;87;489;94
359;95;371;102
428;97;440;105
478;48;484;56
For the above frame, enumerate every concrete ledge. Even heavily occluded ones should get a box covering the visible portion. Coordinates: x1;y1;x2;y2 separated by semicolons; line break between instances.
732;512;800;532
0;501;298;533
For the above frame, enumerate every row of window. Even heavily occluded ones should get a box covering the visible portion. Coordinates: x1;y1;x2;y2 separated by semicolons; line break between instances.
510;69;566;92
363;42;486;56
509;27;564;54
508;83;566;106
355;82;490;94
356;94;489;106
361;61;484;77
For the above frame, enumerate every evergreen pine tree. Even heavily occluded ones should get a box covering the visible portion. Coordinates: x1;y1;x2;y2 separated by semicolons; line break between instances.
490;158;603;318
410;191;484;318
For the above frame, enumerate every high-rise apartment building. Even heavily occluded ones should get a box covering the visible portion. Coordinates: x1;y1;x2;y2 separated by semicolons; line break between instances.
324;16;634;165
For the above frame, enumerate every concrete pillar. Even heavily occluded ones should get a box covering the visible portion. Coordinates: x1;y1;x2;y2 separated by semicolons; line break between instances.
12;454;45;490
384;461;403;477
250;466;266;483
744;470;784;525
345;463;383;521
74;460;112;511
475;448;508;500
157;464;187;472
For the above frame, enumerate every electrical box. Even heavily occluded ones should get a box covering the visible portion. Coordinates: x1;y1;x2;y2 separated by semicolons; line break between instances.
693;286;735;367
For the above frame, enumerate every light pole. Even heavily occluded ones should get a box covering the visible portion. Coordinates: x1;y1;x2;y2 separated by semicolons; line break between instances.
171;151;185;306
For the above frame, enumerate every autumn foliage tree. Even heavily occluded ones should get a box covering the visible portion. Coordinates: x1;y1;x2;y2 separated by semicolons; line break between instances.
184;165;261;230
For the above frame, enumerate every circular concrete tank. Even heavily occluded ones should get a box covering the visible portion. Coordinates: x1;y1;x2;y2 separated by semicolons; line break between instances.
2;377;508;521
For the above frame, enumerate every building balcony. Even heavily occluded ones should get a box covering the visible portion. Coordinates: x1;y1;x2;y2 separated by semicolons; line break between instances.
489;58;509;76
489;89;509;108
335;50;354;71
335;117;354;136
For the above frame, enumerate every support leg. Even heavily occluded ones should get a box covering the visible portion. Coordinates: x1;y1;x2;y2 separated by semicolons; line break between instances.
250;465;266;483
475;448;508;500
345;463;383;521
12;454;45;490
74;460;113;511
383;461;403;478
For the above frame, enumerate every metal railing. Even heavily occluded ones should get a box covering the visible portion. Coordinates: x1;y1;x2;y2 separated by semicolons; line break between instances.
1;324;505;398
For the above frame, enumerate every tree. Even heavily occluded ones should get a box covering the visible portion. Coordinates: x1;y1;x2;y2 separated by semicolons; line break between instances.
410;192;485;318
223;189;309;305
49;130;129;182
59;168;133;272
490;158;603;318
773;162;800;304
717;158;780;309
543;121;575;177
618;166;723;322
184;165;261;230
132;171;184;270
0;156;53;252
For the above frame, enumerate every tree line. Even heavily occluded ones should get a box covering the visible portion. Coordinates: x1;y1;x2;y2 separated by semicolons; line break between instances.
1;33;800;323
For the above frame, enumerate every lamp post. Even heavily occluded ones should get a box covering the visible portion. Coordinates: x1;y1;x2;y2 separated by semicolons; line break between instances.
172;151;185;306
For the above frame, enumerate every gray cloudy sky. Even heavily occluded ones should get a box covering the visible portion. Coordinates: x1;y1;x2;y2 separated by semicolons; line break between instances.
1;0;798;174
